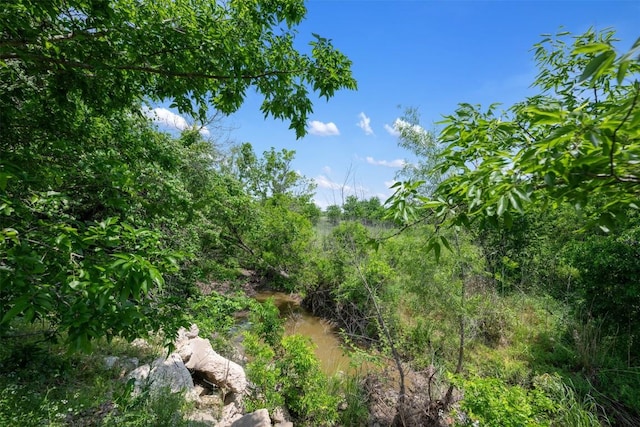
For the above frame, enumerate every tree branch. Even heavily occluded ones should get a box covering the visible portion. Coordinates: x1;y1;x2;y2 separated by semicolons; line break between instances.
0;52;295;82
610;83;639;181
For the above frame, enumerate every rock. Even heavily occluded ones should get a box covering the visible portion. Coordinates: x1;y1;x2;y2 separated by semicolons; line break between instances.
271;406;291;424
186;323;200;338
127;363;151;394
104;356;139;372
216;400;243;427
194;384;209;397
182;337;247;394
197;394;224;410
127;353;196;401
176;324;200;349
148;353;195;396
274;422;294;427
186;409;217;426
104;356;120;369
230;409;271;427
131;338;152;351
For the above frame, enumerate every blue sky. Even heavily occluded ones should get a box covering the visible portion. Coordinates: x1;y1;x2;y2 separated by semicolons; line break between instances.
152;1;639;209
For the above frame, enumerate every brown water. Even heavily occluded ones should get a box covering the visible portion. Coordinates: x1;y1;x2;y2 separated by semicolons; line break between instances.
254;290;354;376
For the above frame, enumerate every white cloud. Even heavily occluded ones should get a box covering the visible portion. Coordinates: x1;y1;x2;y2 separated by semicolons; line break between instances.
308;120;340;136
151;107;189;130
314;175;346;191
384;118;429;139
366;156;405;168
357;112;374;136
384;123;400;137
313;198;331;210
322;166;332;175
375;192;392;204
145;107;210;136
314;175;368;195
394;118;428;136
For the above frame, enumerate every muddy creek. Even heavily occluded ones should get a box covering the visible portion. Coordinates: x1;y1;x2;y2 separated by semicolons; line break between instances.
254;290;353;376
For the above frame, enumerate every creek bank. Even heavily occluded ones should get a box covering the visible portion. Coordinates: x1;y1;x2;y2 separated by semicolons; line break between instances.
198;273;358;375
253;290;354;376
115;324;293;427
201;276;459;425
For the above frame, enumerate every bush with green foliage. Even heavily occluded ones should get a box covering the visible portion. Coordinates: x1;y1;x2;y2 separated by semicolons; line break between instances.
0;328;193;427
326;205;342;225
565;227;640;339
243;299;338;425
454;376;555;427
455;374;602;427
278;335;339;424
187;293;252;339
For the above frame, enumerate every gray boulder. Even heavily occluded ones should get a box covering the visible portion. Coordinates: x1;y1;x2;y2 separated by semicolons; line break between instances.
230;409;271;427
181;337;247;394
127;353;196;400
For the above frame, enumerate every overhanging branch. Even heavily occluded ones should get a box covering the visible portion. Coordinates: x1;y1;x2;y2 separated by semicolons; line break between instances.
0;52;296;82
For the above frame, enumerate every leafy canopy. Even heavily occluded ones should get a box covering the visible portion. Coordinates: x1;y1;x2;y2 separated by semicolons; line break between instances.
0;0;355;349
388;29;640;255
0;0;356;137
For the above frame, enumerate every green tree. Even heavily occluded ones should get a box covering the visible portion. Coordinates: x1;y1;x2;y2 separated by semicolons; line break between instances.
1;0;355;349
297;200;322;225
226;143;316;202
394;107;442;195
0;0;356;137
326;204;342;225
389;28;640;254
362;196;385;225
342;195;364;221
386;28;640;418
1;112;190;349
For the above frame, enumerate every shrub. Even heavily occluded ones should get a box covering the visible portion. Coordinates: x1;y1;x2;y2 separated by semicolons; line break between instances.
455;375;554;427
243;332;284;412
187;293;251;338
278;335;338;425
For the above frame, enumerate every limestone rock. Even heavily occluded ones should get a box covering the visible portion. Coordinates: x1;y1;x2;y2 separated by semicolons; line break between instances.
230;409;271;427
127;363;151;394
148;353;195;395
176;324;200;349
127;353;196;401
104;356;139;372
104;356;119;369
271;406;292;424
186;410;217;426
216;399;243;427
182;337;247;394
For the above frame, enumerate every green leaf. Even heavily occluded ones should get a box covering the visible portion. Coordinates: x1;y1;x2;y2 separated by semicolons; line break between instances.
579;50;615;82
503;211;513;229
544;172;556;187
497;195;507;216
598;212;615;233
149;268;164;288
572;42;611;54
0;172;13;190
508;191;523;213
616;60;630;85
426;239;441;262
440;235;453;252
1;297;29;324
2;227;19;243
433;241;441;262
